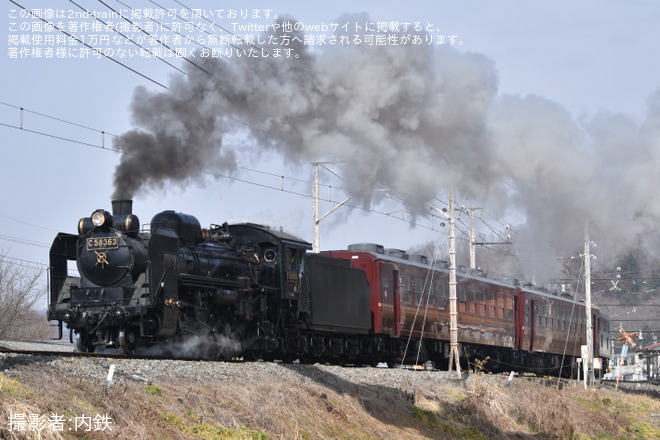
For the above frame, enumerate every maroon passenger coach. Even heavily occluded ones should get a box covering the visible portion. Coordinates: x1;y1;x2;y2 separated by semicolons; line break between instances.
326;243;610;375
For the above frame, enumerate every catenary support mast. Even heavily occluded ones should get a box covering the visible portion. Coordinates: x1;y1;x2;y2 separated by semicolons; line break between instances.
448;187;461;376
584;221;594;388
312;161;353;253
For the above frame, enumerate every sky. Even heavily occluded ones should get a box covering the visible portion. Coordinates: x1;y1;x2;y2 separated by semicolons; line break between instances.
3;0;660;302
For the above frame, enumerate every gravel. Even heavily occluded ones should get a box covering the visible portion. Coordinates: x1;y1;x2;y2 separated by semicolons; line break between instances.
0;352;489;393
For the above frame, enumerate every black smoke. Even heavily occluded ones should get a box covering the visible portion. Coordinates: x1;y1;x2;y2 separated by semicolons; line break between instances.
112;13;660;282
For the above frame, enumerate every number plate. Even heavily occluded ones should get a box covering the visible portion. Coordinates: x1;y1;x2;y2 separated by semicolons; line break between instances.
86;237;119;250
286;271;298;283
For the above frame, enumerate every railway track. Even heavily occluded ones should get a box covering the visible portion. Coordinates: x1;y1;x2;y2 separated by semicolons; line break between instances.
0;340;229;363
0;341;641;390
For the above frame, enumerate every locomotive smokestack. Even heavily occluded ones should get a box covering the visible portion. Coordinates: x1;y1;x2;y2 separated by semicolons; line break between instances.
112;199;133;216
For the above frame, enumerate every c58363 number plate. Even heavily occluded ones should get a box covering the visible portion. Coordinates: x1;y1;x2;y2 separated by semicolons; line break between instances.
86;237;119;251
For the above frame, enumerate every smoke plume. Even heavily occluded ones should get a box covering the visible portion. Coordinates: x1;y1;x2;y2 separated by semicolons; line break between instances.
112;14;660;281
112;14;497;208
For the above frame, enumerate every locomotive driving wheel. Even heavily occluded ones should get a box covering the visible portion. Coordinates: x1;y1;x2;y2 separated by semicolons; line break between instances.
74;330;95;353
118;326;138;355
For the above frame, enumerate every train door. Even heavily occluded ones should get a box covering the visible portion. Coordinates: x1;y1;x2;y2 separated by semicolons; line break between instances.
514;291;524;351
593;311;599;358
528;299;536;352
375;262;398;336
393;269;400;337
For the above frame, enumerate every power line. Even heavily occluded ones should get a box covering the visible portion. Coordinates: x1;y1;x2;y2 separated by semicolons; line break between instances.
0;103;339;191
555;278;660;282
606;319;660;322
0;102;346;189
2;104;420;230
171;0;272;57
7;6;513;249
0;234;50;248
0;104;447;234
0;255;48;271
68;0;188;77
98;0;210;75
8;0;168;89
0;101;120;137
139;0;248;56
0;212;61;233
598;304;660;307
0;120;114;152
2;101;514;247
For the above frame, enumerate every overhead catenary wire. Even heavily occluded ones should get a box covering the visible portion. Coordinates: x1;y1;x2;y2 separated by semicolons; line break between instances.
430;195;512;246
0;120;114;152
10;5;514;262
0;234;50;248
0;101;348;191
8;0;168;89
0;255;49;271
400;250;440;373
139;0;253;56
558;258;584;383
0;101;120;137
3;100;513;260
597;304;660;307
112;0;275;74
7;0;512;250
68;0;189;77
0;212;61;233
0;104;423;224
0;104;298;186
95;0;210;75
115;0;226;56
397;250;443;398
0;101;346;192
5;6;656;360
171;0;273;57
0;108;447;234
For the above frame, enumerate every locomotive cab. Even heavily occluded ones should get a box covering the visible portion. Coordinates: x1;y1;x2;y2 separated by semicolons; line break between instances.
226;223;312;300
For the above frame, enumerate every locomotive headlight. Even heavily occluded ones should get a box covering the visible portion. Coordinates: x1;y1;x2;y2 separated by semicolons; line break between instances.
63;308;77;322
91;210;109;227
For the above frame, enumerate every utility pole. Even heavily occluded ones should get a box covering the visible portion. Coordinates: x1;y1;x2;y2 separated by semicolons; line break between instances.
584;221;594;388
429;190;462;376
448;187;461;377
466;207;483;269
313;162;320;253
469;208;476;269
312;161;353;253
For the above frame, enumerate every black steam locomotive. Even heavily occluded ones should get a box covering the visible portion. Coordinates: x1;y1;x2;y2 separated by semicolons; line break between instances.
48;201;610;374
48;200;372;361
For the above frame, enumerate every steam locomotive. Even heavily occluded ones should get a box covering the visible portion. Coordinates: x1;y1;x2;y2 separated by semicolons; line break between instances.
48;200;610;375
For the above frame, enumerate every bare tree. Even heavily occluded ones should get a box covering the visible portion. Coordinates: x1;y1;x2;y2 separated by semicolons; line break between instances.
0;251;47;341
408;240;448;263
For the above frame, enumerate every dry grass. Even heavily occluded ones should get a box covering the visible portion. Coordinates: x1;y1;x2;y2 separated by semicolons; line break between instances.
3;364;660;439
